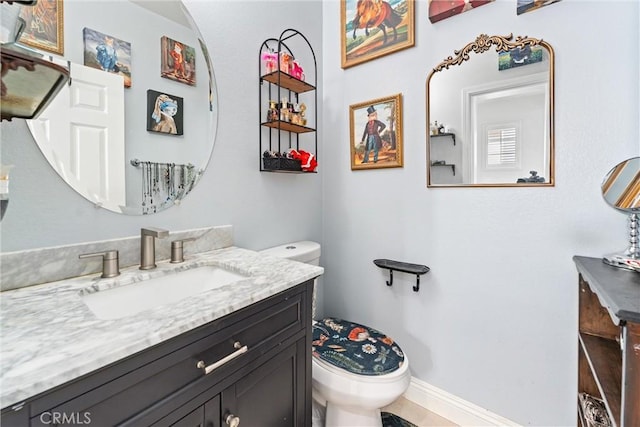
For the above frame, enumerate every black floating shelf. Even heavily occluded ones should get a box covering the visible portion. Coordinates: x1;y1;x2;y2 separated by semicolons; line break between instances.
431;132;456;145
431;162;455;176
373;259;430;292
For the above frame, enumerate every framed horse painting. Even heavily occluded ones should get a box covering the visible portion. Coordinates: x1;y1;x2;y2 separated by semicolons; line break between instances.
341;0;415;69
349;93;403;170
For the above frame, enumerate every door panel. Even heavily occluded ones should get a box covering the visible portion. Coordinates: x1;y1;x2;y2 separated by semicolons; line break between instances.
27;63;126;211
222;342;299;427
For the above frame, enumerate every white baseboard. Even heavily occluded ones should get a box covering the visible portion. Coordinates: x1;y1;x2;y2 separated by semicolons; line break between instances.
403;377;520;426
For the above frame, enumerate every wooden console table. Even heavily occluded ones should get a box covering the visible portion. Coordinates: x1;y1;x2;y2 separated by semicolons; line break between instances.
574;256;640;427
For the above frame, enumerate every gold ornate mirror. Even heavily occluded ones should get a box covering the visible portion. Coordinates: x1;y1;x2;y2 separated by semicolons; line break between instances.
426;34;554;187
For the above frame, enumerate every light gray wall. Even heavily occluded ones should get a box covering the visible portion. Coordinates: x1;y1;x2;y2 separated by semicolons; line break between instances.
0;1;323;253
321;0;639;425
2;0;639;425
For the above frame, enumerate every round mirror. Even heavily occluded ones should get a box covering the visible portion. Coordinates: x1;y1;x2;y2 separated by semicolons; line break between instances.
601;156;640;270
25;0;218;215
601;156;640;213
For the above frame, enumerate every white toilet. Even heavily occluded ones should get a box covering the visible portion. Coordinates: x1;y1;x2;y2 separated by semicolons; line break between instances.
260;241;411;427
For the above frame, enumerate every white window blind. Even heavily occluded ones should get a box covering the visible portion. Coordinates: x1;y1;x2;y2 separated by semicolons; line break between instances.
487;127;517;166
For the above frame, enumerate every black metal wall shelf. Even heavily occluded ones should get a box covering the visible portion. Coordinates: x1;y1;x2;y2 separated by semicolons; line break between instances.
374;259;430;292
431;162;456;176
259;29;317;173
431;132;456;145
262;169;317;174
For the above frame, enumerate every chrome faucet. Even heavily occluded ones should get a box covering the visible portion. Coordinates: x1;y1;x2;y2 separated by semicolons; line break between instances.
140;227;168;270
79;250;120;278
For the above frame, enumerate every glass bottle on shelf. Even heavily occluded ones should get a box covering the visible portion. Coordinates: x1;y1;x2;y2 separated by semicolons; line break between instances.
261;49;277;75
267;100;278;122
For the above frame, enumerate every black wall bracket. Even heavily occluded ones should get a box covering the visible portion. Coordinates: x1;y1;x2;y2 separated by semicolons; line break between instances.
373;259;430;292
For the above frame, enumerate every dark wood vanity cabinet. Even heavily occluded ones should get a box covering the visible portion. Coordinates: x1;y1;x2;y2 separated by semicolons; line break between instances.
2;280;313;427
574;257;640;427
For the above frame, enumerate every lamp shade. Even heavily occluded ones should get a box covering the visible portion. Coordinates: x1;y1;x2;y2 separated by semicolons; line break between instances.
1;42;69;121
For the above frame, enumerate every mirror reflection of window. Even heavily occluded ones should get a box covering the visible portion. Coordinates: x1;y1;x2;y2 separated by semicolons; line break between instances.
486;125;518;167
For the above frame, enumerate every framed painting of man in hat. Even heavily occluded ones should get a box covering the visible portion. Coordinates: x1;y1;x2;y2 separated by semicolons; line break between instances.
349;94;403;170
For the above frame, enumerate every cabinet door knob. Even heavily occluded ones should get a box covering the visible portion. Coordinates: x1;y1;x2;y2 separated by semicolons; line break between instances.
225;414;240;427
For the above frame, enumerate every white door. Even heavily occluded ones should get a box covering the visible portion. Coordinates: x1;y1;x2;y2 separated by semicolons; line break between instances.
28;63;126;212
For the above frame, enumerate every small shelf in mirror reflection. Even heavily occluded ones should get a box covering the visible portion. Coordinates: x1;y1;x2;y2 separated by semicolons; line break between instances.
430;132;456;145
431;162;455;175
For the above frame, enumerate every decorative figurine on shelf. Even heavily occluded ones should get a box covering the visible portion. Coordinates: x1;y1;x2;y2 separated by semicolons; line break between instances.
287;103;295;122
280;51;293;74
266;100;276;122
517;170;546;183
438;122;445;134
299;103;307;126
289;149;317;172
291;60;305;81
262;49;278;74
289;103;299;125
280;97;288;122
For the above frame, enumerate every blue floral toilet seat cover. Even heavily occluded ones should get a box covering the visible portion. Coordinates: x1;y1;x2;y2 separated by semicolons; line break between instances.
312;317;405;376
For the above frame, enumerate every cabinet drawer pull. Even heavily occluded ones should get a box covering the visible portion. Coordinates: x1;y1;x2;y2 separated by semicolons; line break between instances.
196;342;248;375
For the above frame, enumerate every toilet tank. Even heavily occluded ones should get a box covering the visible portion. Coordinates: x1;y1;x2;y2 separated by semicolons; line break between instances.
261;241;322;320
260;241;321;266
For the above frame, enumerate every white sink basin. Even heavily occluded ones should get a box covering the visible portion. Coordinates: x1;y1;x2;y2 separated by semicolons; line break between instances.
81;266;248;320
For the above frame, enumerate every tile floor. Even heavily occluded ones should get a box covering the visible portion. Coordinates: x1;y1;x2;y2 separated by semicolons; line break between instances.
382;397;458;427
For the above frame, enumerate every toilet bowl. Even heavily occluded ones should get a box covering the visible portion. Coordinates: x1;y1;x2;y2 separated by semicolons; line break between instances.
260;241;410;427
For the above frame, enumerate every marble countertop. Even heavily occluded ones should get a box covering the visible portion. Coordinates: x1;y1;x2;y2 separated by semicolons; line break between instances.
0;246;323;409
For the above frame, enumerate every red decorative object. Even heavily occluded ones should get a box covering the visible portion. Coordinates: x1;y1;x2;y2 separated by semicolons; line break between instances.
428;0;494;24
289;149;317;172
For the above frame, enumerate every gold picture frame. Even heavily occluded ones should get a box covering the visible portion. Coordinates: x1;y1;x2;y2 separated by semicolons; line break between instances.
341;0;414;69
350;93;403;170
18;0;65;55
